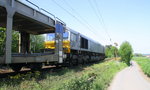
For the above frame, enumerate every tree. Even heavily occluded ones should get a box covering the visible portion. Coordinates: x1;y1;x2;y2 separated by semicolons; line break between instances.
119;41;133;65
0;28;19;55
111;46;119;58
30;35;45;53
0;27;6;55
105;45;111;57
0;27;45;54
12;30;19;53
105;45;118;58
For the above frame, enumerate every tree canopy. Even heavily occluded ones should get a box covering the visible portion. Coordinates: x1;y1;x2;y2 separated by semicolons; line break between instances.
0;28;19;55
0;27;45;55
105;45;118;58
0;28;6;55
119;41;133;65
30;35;45;53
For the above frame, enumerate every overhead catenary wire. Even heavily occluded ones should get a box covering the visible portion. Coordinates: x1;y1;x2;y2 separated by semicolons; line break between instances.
52;0;106;43
93;0;112;42
52;0;90;30
88;0;113;44
26;0;111;44
61;0;108;42
62;0;95;31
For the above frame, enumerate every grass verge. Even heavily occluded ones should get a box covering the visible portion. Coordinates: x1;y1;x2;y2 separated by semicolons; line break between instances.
0;60;127;90
134;57;150;77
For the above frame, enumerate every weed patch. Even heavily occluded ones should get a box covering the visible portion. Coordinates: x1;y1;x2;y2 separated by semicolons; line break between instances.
0;60;127;90
134;57;150;77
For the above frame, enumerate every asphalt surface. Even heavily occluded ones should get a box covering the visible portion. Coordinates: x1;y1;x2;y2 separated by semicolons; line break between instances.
108;61;150;90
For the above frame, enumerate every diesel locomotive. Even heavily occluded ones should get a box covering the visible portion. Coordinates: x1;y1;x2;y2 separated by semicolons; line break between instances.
45;27;105;65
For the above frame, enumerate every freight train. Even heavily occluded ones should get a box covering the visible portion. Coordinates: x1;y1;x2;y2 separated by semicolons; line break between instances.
0;0;105;72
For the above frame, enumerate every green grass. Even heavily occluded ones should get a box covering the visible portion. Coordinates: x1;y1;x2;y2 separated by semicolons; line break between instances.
134;57;150;77
0;60;127;90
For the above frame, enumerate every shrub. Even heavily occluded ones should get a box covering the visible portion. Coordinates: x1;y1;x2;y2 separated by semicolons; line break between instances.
135;57;150;77
105;45;118;58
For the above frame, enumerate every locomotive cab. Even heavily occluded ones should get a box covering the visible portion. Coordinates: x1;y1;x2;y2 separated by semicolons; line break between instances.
45;31;71;53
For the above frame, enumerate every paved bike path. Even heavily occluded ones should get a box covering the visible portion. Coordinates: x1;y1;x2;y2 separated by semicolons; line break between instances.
108;61;150;90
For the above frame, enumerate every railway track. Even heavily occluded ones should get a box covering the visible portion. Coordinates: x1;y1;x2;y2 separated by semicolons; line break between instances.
0;66;59;78
0;59;109;79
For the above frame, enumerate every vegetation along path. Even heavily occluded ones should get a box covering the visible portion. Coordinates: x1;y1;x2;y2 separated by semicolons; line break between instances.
108;61;150;90
0;59;127;90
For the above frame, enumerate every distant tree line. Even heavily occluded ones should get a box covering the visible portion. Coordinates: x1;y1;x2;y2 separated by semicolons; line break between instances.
134;53;143;57
0;27;45;55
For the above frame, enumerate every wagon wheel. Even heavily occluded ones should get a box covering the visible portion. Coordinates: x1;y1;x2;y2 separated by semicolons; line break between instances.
82;59;85;65
75;59;78;66
30;63;42;71
10;64;22;72
68;59;73;67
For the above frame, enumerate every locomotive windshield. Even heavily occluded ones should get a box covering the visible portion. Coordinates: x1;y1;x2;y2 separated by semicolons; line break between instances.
63;32;69;40
46;31;69;41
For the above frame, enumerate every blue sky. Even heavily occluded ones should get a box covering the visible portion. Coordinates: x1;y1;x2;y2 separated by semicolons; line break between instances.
22;0;150;54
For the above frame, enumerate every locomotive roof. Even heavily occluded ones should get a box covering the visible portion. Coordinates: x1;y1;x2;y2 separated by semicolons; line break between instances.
66;27;103;46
